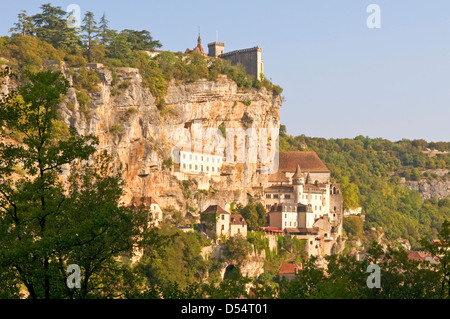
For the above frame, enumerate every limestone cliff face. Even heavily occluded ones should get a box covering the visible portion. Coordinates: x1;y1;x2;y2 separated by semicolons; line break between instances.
403;175;450;200
59;66;282;213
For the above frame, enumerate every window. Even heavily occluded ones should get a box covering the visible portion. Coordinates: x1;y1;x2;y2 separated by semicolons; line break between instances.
273;194;279;199
183;154;186;159
183;164;186;169
212;158;214;163
238;228;240;233
285;194;291;199
285;214;287;219
189;164;192;169
221;214;224;220
212;167;215;172
266;194;271;199
201;165;203;171
206;166;209;171
221;224;225;230
189;155;192;160
195;165;198;170
289;221;292;226
266;204;271;209
294;222;296;227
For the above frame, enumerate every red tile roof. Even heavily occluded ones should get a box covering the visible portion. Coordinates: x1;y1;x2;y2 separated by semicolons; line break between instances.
407;251;430;262
268;170;290;183
278;151;329;173
279;263;302;275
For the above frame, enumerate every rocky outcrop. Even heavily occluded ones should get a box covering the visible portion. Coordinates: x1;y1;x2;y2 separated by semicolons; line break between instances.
57;65;281;213
403;171;450;200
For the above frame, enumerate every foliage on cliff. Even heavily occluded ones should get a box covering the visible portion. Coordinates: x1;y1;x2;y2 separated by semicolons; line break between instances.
279;126;450;247
1;3;283;112
130;223;450;299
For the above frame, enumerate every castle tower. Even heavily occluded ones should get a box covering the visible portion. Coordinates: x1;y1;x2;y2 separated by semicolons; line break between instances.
292;165;304;203
208;42;225;57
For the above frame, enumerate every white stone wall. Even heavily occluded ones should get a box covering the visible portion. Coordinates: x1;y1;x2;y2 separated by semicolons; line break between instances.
149;203;163;226
230;223;247;237
216;213;230;238
179;150;223;177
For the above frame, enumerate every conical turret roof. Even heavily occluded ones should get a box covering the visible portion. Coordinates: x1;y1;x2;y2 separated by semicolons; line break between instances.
292;164;304;179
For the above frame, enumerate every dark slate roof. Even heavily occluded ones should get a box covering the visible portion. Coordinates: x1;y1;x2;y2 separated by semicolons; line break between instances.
201;205;230;215
230;214;247;225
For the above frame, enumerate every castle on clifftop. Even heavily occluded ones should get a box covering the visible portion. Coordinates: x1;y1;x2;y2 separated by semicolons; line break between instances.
185;34;264;79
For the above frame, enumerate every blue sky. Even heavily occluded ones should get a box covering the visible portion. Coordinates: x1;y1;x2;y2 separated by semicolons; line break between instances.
1;1;450;142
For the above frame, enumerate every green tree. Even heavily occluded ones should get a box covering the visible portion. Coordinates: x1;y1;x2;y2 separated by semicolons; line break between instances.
32;3;81;50
236;203;266;231
120;29;161;51
9;10;35;36
138;225;206;290
98;13;110;45
81;11;99;62
343;216;364;240
410;168;422;181
0;70;146;298
421;220;450;298
224;234;252;263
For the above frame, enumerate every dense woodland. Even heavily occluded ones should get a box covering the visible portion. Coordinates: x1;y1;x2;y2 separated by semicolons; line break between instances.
0;4;449;299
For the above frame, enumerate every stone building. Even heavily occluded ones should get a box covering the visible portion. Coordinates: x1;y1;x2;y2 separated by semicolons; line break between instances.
200;205;248;240
178;149;223;177
260;151;344;257
229;214;248;237
278;263;302;281
210;45;264;80
181;36;263;79
129;196;164;227
185;34;207;56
